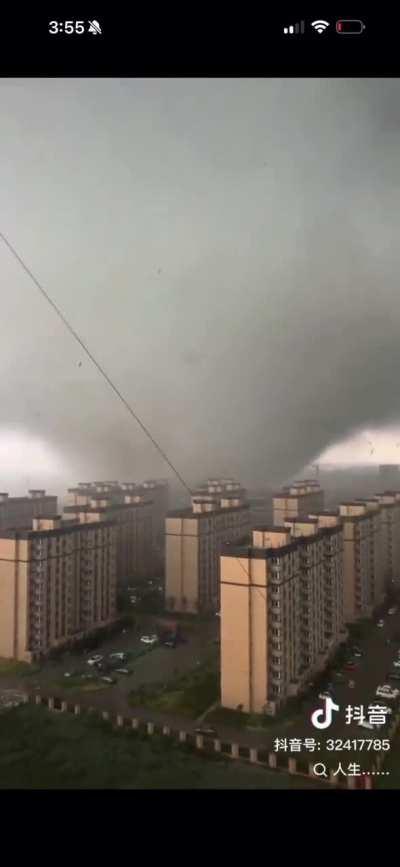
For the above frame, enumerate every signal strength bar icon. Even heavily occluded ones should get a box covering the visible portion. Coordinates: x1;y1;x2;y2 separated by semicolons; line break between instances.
283;21;305;35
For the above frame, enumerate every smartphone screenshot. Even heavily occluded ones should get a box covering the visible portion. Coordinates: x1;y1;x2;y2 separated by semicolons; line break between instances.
0;8;399;802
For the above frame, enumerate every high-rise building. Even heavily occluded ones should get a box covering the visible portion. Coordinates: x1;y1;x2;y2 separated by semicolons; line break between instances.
0;515;117;662
272;480;324;525
375;491;400;588
336;500;385;622
165;479;249;614
66;479;170;580
378;465;400;490
0;490;57;530
220;517;344;714
64;493;153;584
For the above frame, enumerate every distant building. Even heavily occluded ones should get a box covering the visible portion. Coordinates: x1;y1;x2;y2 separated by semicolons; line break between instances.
0;515;117;662
272;480;324;525
165;479;249;614
220;517;344;714
65;494;153;584
378;465;400;490
66;479;169;581
375;491;400;587
0;490;57;530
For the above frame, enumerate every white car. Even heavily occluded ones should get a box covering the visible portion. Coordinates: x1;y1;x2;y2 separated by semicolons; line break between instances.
140;634;158;645
388;607;397;615
393;660;400;668
109;652;127;661
377;620;385;628
376;685;399;700
87;654;103;666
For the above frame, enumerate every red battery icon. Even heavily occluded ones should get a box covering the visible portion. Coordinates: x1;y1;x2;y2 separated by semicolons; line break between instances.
336;19;365;33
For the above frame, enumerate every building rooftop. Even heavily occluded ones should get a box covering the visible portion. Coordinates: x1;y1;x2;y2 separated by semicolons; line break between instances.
309;509;339;516
253;524;290;532
0;518;116;539
167;503;249;519
222;524;340;559
64;500;152;514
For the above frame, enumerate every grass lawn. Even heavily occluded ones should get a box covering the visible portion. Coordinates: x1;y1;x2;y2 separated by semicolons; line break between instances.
0;704;323;789
129;665;219;717
0;658;40;676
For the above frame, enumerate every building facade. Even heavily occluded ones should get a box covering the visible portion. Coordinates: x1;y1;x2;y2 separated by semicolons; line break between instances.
378;465;400;490
0;490;57;530
272;481;324;526
0;515;117;662
220;518;344;714
335;501;386;622
165;479;249;614
375;491;400;588
64;495;153;584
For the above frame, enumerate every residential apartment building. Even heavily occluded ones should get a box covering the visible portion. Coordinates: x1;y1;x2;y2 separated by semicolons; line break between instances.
378;465;400;490
335;500;385;622
0;515;117;662
272;480;324;526
0;489;57;530
220;517;344;714
64;494;153;584
165;479;249;614
375;491;400;588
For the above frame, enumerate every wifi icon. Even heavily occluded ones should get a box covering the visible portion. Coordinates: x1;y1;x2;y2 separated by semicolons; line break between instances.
311;19;330;34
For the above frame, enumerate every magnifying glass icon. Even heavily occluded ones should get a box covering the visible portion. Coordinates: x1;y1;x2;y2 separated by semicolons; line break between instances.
313;763;328;778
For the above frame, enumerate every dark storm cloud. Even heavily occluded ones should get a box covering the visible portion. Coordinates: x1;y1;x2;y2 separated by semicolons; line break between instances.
0;78;400;492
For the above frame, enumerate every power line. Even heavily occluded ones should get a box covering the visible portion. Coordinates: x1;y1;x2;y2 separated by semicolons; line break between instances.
0;231;192;496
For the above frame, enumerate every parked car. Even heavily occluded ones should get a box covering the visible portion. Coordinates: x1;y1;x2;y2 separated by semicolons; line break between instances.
353;650;363;658
114;668;130;675
87;654;103;666
194;726;218;737
388;607;398;615
344;662;356;671
64;671;77;678
100;676;116;684
377;620;385;628
163;640;176;648
392;660;400;668
109;652;127;661
376;685;399;699
387;671;400;681
140;635;158;645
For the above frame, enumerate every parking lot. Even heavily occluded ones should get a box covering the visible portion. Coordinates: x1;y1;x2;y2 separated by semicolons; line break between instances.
0;614;219;722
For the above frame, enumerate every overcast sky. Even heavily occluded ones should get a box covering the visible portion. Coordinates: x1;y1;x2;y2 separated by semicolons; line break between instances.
1;78;400;494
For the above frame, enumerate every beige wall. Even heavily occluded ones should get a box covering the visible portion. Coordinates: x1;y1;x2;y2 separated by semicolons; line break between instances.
220;555;267;713
0;538;30;661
